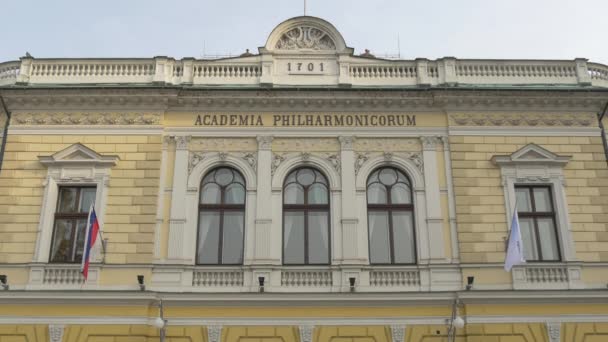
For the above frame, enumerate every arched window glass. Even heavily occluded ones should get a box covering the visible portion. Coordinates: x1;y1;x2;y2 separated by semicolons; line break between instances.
197;167;245;265
283;167;330;265
367;167;416;264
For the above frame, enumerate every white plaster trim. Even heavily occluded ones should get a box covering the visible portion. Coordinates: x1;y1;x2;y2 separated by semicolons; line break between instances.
449;126;600;136
0;315;607;326
271;153;341;190
33;144;117;264
8;126;163;135
166;127;448;137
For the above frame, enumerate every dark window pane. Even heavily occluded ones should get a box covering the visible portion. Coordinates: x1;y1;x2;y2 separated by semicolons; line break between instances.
367;183;387;204
537;218;560;260
50;220;74;262
367;170;379;184
73;219;87;262
283;211;305;264
284;183;304;204
533;188;553;212
197;211;220;264
308;211;329;264
308;184;328;204
313;170;328;185
222;211;244;264
368;211;390;263
201;183;221;204
80;188;96;212
516;188;532;212
519;217;538;261
58;188;78;213
225;184;245;204
391;183;411;204
392;211;416;263
202;170;215;184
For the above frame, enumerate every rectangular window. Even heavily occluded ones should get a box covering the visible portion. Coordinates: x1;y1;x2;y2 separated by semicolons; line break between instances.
49;186;96;263
515;185;561;261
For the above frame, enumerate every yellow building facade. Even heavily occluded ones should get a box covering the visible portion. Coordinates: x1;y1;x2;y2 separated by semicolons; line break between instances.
1;16;608;342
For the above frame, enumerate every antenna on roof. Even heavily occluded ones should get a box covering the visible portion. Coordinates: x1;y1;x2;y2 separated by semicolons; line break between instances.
304;0;307;15
397;33;401;59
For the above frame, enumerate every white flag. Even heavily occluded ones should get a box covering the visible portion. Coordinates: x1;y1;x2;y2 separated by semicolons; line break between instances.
504;207;526;271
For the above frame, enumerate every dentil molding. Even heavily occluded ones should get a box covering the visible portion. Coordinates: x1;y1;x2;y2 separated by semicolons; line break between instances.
12;112;161;125
448;112;595;127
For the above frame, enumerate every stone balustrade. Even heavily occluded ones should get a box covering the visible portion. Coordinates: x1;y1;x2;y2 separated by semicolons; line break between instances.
2;56;607;88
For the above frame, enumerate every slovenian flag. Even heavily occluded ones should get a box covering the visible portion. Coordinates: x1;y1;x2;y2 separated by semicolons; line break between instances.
504;204;526;271
81;205;100;280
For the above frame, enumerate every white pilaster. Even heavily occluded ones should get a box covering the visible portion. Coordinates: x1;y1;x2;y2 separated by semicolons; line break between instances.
338;136;362;264
167;135;190;262
441;136;460;263
420;136;446;262
154;136;170;262
254;136;277;264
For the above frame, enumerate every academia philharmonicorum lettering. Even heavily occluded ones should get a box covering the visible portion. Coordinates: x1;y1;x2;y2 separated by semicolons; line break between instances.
194;113;417;127
1;15;608;342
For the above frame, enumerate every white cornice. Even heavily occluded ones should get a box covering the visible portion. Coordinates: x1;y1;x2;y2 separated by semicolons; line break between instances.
164;127;448;137
449;126;600;136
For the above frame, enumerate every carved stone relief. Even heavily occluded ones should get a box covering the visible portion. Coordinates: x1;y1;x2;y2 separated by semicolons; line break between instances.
12;112;161;125
298;325;314;342
275;26;336;50
448;113;595;127
207;325;223;342
190;138;257;152
271;152;340;175
353;138;420;152
546;322;560;342
188;151;258;174
49;325;64;342
390;325;405;342
272;138;340;152
354;152;423;175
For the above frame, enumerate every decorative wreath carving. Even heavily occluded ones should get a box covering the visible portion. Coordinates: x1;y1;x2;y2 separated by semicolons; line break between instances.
275;26;336;50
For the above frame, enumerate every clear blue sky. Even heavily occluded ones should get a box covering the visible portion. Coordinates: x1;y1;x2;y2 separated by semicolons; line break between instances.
2;0;607;64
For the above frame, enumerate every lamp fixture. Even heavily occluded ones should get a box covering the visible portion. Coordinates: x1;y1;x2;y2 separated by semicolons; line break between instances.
148;299;167;342
349;277;356;292
465;276;474;291
0;275;7;290
137;275;145;291
447;298;465;342
258;276;265;293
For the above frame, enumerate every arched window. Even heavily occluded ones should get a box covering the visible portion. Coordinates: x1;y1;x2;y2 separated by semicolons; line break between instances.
197;167;245;265
283;167;330;265
367;167;416;264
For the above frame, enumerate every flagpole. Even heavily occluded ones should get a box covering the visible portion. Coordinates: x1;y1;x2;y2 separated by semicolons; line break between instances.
81;204;93;278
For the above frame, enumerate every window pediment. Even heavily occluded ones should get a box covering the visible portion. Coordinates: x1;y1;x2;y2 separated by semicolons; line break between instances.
491;143;570;167
39;143;119;167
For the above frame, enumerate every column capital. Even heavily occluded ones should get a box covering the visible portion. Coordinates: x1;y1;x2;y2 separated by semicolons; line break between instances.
338;136;356;150
257;135;274;150
207;325;223;342
390;325;406;342
299;325;315;342
420;136;441;151
174;135;191;150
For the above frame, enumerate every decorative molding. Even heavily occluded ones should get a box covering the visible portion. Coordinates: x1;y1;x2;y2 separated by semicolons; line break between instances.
448;113;595;127
175;136;190;150
338;136;355;150
325;154;341;173
383;152;393;161
420;136;441;151
240;152;257;172
257;135;274;150
49;324;64;342
12;112;161;126
298;325;314;342
271;153;286;176
354;153;369;175
218;152;228;161
275;26;336;50
189;152;206;174
188;151;257;174
546;322;560;342
207;325;223;342
301;152;311;162
390;325;405;342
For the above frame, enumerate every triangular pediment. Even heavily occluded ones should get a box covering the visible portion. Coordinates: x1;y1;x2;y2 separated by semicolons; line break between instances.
39;143;119;166
492;143;570;166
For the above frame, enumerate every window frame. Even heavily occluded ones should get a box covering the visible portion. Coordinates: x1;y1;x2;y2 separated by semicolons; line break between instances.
366;166;417;265
196;166;246;266
48;186;97;264
282;167;331;266
515;185;562;262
